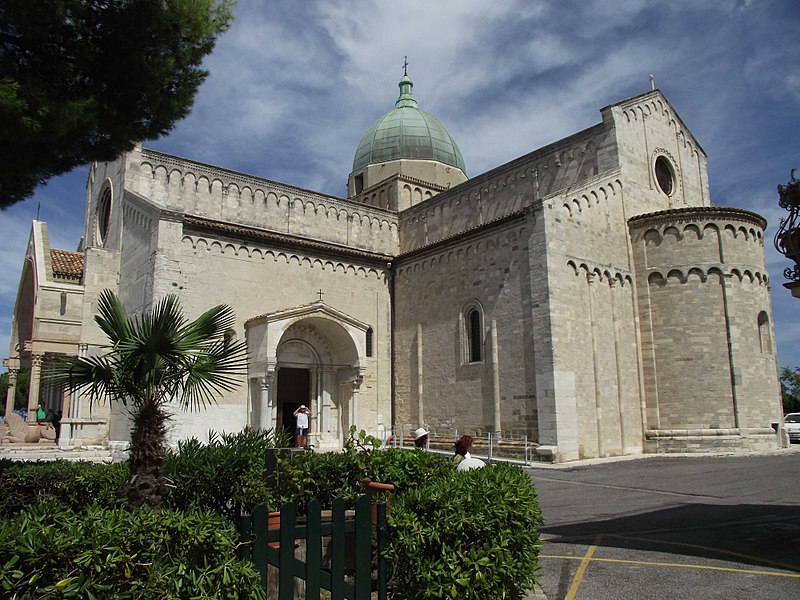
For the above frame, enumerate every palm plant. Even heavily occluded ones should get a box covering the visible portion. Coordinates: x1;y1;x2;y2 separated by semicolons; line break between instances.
48;290;248;508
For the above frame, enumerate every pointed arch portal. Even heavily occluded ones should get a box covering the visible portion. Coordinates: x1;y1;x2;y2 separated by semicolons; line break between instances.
245;301;369;450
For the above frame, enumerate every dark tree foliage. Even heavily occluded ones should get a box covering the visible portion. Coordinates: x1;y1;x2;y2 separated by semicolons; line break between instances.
0;368;29;410
0;0;235;207
781;366;800;414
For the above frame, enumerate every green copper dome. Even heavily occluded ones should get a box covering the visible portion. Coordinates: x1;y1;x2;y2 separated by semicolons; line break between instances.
352;74;466;174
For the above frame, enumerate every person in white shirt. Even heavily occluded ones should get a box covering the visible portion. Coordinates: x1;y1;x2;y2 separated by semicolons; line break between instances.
453;434;485;471
292;404;311;448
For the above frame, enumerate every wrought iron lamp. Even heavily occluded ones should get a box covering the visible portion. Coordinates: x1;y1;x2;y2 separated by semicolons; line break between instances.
775;169;800;295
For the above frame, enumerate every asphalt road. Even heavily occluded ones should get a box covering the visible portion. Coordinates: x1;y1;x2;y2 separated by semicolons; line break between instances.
528;450;800;600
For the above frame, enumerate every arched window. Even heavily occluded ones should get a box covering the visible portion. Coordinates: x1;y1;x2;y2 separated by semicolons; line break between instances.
96;185;112;246
366;327;373;358
757;311;771;354
463;302;484;364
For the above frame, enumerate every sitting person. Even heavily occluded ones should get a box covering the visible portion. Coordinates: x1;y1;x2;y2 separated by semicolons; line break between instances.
452;434;474;467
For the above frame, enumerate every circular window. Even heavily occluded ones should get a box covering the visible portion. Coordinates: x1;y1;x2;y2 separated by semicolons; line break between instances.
96;186;112;246
654;156;674;196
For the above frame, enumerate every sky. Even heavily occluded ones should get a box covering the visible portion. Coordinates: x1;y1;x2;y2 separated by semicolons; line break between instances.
1;0;798;371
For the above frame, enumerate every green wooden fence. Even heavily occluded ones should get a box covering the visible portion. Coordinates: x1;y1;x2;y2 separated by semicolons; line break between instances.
239;495;387;600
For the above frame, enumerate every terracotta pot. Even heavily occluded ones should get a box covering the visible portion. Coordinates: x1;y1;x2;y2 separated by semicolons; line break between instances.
363;478;396;523
267;511;281;549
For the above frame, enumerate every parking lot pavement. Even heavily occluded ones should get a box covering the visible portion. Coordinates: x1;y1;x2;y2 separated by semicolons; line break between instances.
527;450;800;600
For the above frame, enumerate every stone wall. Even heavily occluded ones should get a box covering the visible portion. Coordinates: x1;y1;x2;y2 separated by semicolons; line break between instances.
605;90;711;219
398;123;614;254
542;170;645;461
629;207;781;445
393;215;537;438
165;226;393;442
121;148;399;256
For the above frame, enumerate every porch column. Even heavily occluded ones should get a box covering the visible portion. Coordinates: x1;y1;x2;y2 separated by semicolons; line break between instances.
313;367;321;435
27;353;43;423
270;367;279;428
259;374;273;431
350;375;363;428
4;368;17;418
321;368;335;433
67;343;89;420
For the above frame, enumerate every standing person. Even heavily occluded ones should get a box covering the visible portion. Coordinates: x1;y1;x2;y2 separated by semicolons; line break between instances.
292;404;311;448
414;427;429;449
453;434;474;467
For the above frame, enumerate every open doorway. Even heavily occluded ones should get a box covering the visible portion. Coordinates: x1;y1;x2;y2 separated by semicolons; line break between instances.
276;368;310;440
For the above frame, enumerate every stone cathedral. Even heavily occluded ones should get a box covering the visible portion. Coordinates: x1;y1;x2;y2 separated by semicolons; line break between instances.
5;73;784;462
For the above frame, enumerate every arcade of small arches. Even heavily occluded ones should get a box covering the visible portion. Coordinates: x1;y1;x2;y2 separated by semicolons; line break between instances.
646;267;770;286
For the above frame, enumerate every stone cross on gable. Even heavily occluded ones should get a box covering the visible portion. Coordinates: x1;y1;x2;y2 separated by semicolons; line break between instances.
317;289;324;302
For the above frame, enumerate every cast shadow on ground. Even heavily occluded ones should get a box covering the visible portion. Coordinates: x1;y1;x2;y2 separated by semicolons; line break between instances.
539;502;800;572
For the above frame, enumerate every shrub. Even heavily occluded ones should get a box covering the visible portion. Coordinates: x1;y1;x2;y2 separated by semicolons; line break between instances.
0;502;265;599
364;447;452;491
163;428;290;522
0;460;128;517
282;429;452;511
385;463;542;600
288;447;363;510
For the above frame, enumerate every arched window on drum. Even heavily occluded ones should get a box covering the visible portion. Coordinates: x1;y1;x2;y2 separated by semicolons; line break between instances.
757;311;771;354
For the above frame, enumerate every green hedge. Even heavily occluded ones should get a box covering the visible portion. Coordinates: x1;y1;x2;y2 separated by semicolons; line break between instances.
164;428;289;521
279;430;454;511
0;502;265;599
0;430;543;599
0;459;128;517
0;429;290;520
386;463;542;600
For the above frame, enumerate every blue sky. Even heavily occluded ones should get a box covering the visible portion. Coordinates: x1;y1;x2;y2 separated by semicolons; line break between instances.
1;0;798;370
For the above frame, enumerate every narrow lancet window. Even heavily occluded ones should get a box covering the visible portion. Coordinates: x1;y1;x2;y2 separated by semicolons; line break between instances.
468;308;482;363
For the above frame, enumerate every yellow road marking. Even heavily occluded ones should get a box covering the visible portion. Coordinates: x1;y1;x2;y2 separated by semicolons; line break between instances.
540;554;800;579
540;534;800;573
564;536;600;600
604;533;800;573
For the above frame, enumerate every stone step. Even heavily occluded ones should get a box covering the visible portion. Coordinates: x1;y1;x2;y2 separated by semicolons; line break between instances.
0;446;115;463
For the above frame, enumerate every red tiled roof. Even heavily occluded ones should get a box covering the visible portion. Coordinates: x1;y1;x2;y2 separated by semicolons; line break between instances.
50;249;83;281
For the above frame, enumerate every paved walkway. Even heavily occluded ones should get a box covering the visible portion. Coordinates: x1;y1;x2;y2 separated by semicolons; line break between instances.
528;448;800;600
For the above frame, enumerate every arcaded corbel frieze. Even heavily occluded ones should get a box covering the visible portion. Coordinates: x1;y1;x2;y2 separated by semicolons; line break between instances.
140;148;344;209
644;265;770;287
553;169;623;217
616;91;705;158
566;257;634;286
628;206;768;231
